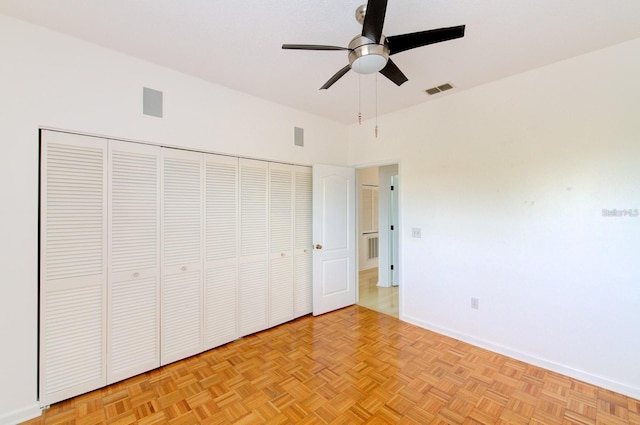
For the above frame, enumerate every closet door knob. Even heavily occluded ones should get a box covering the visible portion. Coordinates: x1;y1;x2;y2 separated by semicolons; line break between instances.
315;244;323;250
281;253;285;257
133;272;140;278
181;266;187;271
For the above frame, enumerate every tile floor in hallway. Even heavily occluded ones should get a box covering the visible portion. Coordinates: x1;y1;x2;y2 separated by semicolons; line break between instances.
22;305;640;424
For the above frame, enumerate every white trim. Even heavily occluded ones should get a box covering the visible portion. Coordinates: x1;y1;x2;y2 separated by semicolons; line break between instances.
40;127;311;168
401;314;640;400
0;403;41;425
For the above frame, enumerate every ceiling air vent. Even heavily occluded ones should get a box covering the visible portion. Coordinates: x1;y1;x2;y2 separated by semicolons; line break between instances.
425;83;454;95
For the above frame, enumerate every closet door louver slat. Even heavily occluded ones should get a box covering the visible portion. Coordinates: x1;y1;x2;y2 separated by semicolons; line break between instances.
161;149;204;365
40;131;108;406
108;141;160;383
204;154;239;349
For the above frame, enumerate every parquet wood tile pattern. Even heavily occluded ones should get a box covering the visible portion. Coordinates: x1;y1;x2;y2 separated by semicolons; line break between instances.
23;306;640;424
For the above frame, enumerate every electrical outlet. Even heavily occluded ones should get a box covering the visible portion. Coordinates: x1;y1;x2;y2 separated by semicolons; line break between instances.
411;227;422;238
471;297;479;310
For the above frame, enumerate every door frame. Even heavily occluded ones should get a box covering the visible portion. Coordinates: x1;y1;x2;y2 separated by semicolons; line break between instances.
354;161;402;314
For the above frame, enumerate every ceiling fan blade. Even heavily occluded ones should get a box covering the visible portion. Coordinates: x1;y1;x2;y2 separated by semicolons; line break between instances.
387;25;466;55
320;65;351;90
362;0;388;43
379;59;408;86
282;44;349;51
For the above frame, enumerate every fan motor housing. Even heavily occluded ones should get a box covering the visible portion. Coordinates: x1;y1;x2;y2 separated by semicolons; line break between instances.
348;36;389;74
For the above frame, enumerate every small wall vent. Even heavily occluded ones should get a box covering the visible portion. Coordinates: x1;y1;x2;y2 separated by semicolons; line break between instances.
294;126;304;147
425;83;454;96
143;87;163;117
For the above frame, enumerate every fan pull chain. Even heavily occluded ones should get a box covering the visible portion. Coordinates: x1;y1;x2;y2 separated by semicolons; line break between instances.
374;74;379;138
358;73;362;125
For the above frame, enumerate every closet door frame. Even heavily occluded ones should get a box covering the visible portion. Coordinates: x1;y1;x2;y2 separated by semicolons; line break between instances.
39;128;315;406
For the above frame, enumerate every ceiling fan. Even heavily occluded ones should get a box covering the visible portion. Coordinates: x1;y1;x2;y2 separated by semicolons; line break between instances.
282;0;465;90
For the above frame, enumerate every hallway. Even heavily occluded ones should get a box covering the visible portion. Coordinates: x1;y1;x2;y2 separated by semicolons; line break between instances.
358;268;399;317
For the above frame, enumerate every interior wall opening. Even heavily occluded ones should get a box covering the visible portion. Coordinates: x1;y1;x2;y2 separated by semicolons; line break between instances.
356;164;399;317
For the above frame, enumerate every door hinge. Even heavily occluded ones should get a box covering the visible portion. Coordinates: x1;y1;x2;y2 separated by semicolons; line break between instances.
390;265;394;270
391;185;394;190
390;225;394;230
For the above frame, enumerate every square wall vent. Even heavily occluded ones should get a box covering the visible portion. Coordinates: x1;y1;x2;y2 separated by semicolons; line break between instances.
425;83;454;95
143;87;163;117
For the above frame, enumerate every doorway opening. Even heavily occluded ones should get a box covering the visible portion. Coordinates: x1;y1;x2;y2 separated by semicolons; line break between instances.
356;165;399;317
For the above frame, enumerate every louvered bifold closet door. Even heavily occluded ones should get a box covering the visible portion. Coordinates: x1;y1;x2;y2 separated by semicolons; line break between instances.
161;148;204;365
40;130;108;406
293;166;313;318
238;158;269;336
204;154;239;350
107;140;160;383
269;163;294;327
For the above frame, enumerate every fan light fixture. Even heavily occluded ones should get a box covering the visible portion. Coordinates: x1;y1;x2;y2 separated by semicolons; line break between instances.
351;54;387;74
348;36;389;74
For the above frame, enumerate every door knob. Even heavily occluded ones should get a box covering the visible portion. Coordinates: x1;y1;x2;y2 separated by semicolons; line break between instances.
315;244;323;250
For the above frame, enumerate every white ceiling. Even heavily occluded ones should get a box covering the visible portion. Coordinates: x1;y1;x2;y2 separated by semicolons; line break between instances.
1;0;639;124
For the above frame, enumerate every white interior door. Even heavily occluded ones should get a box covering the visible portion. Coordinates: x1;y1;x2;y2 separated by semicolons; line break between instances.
312;164;356;316
238;158;269;335
269;163;294;327
108;140;160;384
161;148;204;365
203;153;238;350
40;131;108;406
390;174;399;286
293;166;313;317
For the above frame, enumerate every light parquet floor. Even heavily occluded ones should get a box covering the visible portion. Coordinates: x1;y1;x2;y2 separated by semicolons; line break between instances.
23;306;639;425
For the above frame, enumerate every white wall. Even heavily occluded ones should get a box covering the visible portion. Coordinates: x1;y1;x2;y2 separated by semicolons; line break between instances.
349;38;640;398
0;14;348;424
357;167;379;186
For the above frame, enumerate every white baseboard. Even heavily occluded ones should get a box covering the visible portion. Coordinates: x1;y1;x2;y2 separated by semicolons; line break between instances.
358;265;377;272
401;314;640;400
0;403;41;425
